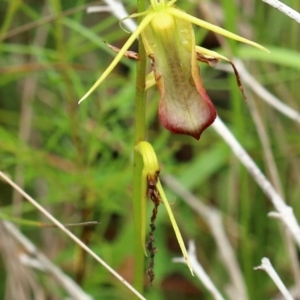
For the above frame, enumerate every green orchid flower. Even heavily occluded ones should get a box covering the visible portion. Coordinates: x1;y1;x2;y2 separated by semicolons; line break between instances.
135;141;194;277
79;0;268;139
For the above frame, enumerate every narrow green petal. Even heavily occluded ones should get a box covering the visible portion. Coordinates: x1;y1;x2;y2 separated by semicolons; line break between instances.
167;7;269;53
78;12;155;104
156;179;194;275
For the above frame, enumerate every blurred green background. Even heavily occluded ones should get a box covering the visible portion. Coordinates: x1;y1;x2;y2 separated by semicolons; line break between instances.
0;0;300;299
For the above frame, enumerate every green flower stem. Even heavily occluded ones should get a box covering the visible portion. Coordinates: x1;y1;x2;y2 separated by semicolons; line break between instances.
132;0;147;295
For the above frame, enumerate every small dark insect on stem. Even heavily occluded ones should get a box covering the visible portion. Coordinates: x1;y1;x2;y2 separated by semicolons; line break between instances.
146;172;160;285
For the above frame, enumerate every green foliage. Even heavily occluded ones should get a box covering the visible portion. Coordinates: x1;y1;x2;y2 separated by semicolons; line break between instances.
0;0;300;299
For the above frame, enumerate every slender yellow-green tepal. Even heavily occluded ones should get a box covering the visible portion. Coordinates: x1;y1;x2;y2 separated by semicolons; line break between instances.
167;6;269;52
78;12;155;104
156;179;193;275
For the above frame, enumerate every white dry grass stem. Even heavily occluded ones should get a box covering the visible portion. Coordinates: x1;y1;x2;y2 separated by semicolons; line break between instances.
88;0;137;33
261;0;300;24
0;223;42;300
1;221;93;300
212;117;300;247
163;174;248;300
255;258;294;300
272;286;300;300
86;6;111;14
246;93;300;297
0;171;146;300
173;240;226;300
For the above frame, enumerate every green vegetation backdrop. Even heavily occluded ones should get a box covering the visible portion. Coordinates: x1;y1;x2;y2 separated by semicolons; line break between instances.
0;0;300;299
